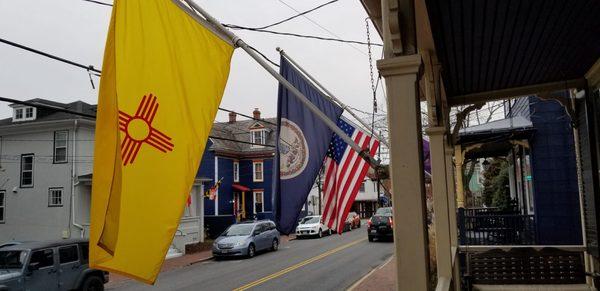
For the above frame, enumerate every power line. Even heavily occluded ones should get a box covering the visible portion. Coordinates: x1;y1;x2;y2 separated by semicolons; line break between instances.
0;37;101;74
78;0;381;47
0;96;274;148
81;0;112;7
275;0;367;56
223;24;382;47
255;0;339;30
0;37;276;126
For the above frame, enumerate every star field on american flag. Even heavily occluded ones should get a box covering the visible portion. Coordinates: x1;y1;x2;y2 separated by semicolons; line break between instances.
327;118;356;164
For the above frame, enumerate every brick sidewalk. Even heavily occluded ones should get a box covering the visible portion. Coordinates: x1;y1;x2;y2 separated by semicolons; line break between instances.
350;256;396;291
106;249;213;288
105;235;294;288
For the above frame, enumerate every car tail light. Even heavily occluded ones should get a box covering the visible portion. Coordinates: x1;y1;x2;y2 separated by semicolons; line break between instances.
367;218;372;228
388;217;393;228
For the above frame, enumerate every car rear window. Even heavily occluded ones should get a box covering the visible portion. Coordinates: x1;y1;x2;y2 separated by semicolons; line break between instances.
375;208;393;216
300;216;320;224
59;245;79;264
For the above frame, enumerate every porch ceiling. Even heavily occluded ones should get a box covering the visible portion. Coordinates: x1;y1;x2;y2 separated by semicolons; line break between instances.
425;0;600;105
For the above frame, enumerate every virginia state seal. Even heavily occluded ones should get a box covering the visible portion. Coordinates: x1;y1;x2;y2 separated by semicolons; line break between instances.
279;118;309;180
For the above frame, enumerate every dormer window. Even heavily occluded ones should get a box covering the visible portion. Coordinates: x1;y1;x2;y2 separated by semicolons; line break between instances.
249;122;268;148
13;106;36;122
251;129;267;148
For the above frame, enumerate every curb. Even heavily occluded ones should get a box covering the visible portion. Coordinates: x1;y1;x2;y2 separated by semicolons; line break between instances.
189;256;214;265
346;256;394;291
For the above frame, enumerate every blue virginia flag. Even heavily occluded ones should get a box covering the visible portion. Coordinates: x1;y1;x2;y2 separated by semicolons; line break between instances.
273;57;343;234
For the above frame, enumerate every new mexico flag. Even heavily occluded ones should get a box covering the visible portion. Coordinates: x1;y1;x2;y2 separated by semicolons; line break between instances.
90;0;233;284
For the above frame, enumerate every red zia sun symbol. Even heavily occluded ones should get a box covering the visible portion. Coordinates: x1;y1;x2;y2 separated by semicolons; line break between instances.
118;94;174;166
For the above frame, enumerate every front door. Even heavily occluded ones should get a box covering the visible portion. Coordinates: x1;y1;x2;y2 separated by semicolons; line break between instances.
234;193;240;221
25;248;59;291
58;245;81;290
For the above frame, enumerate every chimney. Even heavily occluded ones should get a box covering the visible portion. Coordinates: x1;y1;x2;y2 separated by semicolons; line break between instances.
253;108;261;120
228;111;236;123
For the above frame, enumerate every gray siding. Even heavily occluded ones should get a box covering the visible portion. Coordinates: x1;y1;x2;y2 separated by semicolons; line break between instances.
0;121;95;241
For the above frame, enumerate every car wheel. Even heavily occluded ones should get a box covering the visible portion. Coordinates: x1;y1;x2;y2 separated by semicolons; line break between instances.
368;236;374;242
318;228;323;238
271;239;279;251
81;275;104;291
358;222;361;228
247;244;256;258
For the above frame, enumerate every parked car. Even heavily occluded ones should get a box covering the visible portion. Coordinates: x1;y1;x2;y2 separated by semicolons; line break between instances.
296;215;331;238
0;241;25;249
347;212;361;229
367;207;394;242
213;220;280;259
0;239;109;291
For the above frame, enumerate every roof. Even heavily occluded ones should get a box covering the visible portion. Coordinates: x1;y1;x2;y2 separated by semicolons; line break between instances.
460;116;533;135
424;0;600;104
1;239;88;251
209;118;277;155
0;99;96;126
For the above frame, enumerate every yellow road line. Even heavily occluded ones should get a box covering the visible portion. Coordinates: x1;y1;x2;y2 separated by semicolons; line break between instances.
233;238;367;291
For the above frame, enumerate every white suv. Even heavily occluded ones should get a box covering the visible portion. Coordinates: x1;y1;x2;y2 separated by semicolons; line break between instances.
296;216;331;238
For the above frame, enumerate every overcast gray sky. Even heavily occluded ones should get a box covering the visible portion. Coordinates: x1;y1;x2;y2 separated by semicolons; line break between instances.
0;0;384;123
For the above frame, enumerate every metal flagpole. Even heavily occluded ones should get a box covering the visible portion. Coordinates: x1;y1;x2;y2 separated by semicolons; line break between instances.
276;48;389;148
181;0;380;169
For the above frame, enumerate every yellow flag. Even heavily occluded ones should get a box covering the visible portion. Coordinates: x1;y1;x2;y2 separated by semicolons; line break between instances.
90;0;233;284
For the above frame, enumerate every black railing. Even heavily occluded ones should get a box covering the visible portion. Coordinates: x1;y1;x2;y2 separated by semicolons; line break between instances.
461;247;586;288
459;209;536;245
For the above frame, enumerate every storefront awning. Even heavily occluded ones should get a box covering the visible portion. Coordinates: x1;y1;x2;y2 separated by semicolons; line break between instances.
232;184;250;192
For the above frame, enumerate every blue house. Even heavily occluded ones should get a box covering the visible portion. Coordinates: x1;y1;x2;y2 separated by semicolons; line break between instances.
198;109;276;237
458;95;582;246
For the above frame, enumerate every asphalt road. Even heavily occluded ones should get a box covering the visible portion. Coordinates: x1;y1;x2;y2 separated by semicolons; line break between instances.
110;224;394;291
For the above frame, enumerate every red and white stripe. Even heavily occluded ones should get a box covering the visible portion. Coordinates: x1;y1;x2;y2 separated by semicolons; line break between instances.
322;130;379;234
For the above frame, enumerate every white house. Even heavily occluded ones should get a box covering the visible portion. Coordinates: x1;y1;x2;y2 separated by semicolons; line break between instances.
0;99;205;255
306;176;382;218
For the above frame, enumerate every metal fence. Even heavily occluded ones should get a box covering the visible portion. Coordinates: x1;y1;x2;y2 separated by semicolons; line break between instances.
459;210;536;245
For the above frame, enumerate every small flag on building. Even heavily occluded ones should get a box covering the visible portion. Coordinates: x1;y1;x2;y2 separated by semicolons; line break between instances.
273;57;343;235
89;0;233;284
205;178;223;200
322;118;379;234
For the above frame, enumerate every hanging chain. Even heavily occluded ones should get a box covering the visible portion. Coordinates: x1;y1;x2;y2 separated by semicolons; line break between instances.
366;18;378;148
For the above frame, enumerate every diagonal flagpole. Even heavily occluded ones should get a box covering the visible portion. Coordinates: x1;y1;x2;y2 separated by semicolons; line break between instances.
180;0;380;169
276;48;390;148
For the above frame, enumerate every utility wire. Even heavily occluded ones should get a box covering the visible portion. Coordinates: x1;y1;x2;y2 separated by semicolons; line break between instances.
0;96;274;148
0;37;100;74
0;37;276;126
79;0;381;47
275;0;367;56
254;0;339;30
223;24;381;47
82;0;112;7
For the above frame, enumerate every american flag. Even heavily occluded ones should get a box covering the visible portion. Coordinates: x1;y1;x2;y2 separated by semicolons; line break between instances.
322;118;379;234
